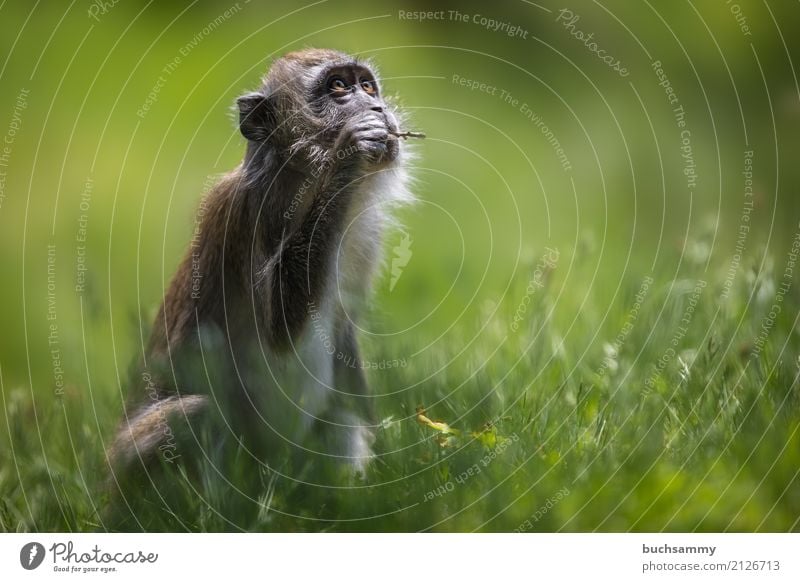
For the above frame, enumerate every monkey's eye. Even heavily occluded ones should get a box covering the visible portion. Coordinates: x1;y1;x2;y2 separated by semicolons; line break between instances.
360;79;377;95
328;77;349;93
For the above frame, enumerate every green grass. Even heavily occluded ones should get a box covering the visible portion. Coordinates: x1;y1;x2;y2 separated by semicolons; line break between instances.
2;0;800;533
2;234;799;532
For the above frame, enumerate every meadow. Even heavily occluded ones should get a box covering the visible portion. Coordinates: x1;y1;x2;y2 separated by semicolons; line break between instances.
1;0;799;532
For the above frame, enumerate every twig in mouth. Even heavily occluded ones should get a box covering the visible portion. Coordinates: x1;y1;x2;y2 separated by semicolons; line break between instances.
390;130;426;140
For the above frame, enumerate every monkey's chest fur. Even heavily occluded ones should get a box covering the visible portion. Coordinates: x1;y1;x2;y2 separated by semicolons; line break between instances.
234;195;382;454
147;176;392;469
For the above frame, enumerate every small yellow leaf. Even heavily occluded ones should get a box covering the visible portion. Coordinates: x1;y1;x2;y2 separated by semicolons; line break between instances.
416;405;461;436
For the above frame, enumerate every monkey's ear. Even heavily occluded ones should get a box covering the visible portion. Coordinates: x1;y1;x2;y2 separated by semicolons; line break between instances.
237;91;274;142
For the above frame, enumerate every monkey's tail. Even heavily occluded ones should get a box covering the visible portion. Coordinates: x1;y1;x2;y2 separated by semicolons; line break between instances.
107;394;208;474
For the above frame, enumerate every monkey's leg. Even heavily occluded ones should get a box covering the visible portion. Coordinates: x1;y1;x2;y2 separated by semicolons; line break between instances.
104;394;212;530
107;394;208;476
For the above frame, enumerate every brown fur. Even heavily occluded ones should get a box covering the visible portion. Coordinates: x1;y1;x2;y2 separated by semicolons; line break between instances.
108;48;411;483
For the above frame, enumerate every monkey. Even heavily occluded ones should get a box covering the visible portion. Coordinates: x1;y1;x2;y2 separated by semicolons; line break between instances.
107;49;414;500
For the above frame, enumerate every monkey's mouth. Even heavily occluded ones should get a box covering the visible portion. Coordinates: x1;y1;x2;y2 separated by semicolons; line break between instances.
382;133;401;163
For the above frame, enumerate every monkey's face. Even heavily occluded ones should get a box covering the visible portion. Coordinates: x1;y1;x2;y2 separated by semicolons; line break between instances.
237;51;402;168
313;63;401;165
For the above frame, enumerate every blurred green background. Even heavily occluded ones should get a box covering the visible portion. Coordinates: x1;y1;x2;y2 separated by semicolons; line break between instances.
1;0;799;531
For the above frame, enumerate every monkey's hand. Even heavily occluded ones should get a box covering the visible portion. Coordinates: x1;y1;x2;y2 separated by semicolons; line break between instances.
334;114;397;166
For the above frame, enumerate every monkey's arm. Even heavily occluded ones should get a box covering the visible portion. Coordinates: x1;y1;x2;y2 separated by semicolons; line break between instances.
266;181;350;349
250;112;389;350
258;148;366;350
333;320;374;421
319;320;375;472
